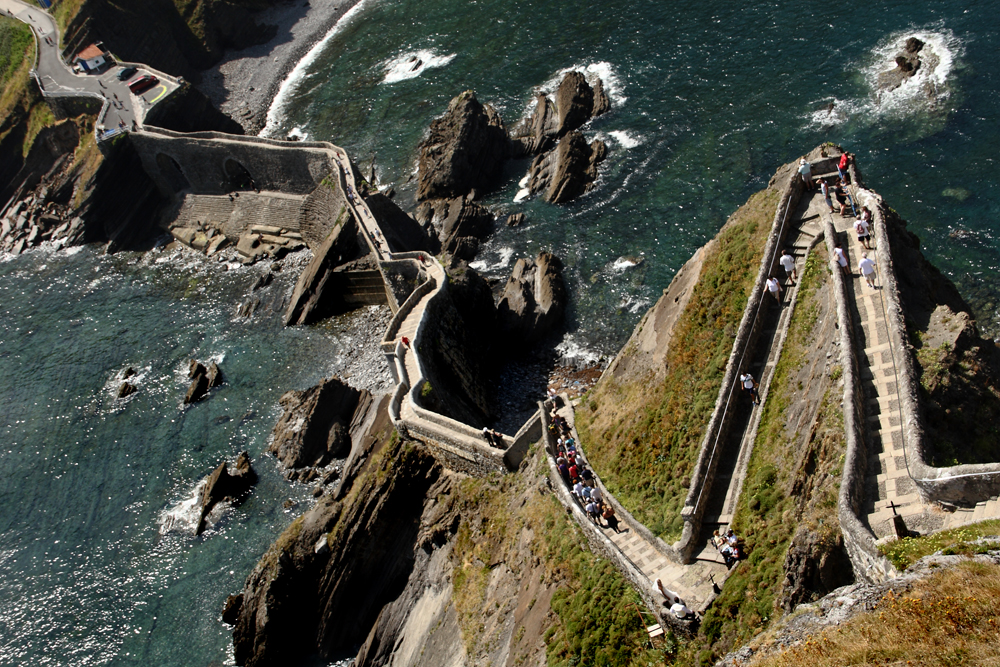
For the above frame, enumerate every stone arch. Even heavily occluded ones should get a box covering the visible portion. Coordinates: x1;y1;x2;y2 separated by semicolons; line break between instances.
156;153;190;193
224;158;256;192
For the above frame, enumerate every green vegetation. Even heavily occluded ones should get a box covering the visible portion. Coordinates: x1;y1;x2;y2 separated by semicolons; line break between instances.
577;187;779;540
23;102;54;157
451;450;664;666
0;14;35;126
51;0;87;38
682;246;846;663
880;519;1000;570
753;560;1000;667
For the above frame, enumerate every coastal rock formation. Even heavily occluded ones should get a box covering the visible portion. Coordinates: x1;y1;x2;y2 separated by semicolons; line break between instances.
184;360;223;404
197;451;257;535
496;251;567;348
414;197;495;260
511;70;610;157
268;377;372;477
285;215;362;326
232;435;446;667
416;91;510;202
526;130;607;203
779;526;853;612
876;37;937;93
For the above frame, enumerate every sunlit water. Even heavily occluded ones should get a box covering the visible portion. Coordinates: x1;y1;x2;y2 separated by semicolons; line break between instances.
4;0;1000;664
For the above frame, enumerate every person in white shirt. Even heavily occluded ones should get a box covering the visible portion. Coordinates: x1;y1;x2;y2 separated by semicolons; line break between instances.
779;249;797;283
858;252;877;288
834;244;850;275
671;600;695;619
740;372;760;406
765;276;782;304
798;158;813;190
854;217;872;249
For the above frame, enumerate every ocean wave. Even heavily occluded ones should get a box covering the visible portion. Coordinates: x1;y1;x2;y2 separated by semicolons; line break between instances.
806;26;963;130
606;130;643;149
158;479;207;535
261;0;374;137
380;50;456;84
469;246;515;272
555;335;603;367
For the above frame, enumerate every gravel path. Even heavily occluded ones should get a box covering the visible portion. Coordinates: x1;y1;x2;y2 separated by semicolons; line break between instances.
197;0;364;135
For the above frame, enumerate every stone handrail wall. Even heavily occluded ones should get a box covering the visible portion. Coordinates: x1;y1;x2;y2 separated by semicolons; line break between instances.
538;400;676;629
823;216;898;584
503;411;542;470
380;276;437;355
849;164;1000;505
676;169;803;561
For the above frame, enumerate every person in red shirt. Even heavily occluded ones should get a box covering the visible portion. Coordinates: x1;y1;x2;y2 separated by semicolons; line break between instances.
838;152;853;182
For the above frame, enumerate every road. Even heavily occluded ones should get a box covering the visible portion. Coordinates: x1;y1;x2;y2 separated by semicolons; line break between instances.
0;0;180;136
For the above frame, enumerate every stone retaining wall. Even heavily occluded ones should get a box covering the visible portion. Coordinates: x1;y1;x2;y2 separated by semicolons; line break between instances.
676;166;803;561
851;163;1000;506
824;216;898;584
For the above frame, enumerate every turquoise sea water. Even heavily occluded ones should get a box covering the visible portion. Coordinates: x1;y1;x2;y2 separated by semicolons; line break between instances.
3;0;1000;664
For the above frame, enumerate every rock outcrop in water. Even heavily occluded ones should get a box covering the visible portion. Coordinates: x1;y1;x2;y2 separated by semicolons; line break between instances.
185;360;223;404
876;37;938;93
197;451;257;535
268;377;373;481
526;130;607;203
415;91;510;202
413;196;495;261
511;70;610;156
496;251;567;349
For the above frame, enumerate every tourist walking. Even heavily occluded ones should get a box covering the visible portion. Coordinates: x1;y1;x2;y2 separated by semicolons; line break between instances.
854;216;871;249
834;244;850;275
798;158;813;190
765;276;782;304
602;503;621;533
740;372;761;406
779;249;797;283
858;252;877;288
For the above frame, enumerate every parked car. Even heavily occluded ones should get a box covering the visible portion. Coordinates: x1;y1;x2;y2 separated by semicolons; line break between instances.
128;75;159;94
117;66;138;81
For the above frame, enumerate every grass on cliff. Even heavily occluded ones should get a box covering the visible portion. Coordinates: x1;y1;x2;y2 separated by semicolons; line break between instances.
880;519;1000;571
451;449;664;667
0;14;34;122
685;247;846;663
577;187;779;541
752;560;1000;667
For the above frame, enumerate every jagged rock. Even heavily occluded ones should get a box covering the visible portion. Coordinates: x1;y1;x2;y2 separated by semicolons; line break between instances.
779;526;853;611
268;377;371;470
877;36;927;92
222;594;243;626
122;366;136;379
251;272;274;291
284;215;360;326
416;90;510;202
496;252;567;348
196;451;257;535
117;382;136;398
554;70;598;135
231;435;444;667
506;212;526;227
416;197;494;258
527;131;607;203
511;71;610;158
185;360;223;404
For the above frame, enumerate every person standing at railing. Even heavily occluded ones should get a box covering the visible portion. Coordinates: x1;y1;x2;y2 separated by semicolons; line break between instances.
798;158;814;191
838;152;854;182
818;178;835;213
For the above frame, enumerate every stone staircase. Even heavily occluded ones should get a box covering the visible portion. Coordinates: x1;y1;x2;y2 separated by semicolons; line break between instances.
169;191;307;240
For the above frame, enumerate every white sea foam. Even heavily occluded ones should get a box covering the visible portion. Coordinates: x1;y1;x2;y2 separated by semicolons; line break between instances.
380;50;456;84
607;130;643;149
513;187;530;203
610;255;643;272
261;0;373;137
159;479;207;535
806;27;962;129
286;126;309;141
521;61;627;121
555;336;602;367
469;246;515;272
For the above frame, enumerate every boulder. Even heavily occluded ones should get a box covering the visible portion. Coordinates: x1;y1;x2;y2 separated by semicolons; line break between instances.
196;451;258;535
117;382;136;398
554;70;597;135
416;90;510;202
505;212;526;227
496;252;567;348
511;71;610;157
268;377;371;471
527;131;607;203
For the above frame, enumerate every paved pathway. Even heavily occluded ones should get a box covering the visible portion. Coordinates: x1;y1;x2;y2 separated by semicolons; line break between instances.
832;179;1000;537
0;0;179;135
